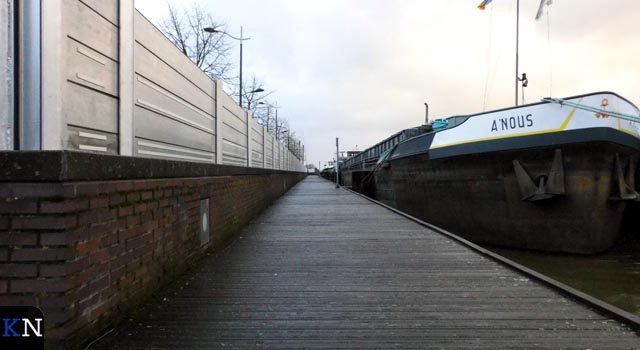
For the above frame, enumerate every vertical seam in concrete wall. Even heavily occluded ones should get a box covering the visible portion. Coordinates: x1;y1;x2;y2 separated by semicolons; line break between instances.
262;125;266;168
246;111;252;167
41;0;63;150
215;80;223;164
119;0;134;156
211;83;216;161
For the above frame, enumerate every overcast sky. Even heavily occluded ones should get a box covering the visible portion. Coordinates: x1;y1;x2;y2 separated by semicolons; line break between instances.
134;0;640;168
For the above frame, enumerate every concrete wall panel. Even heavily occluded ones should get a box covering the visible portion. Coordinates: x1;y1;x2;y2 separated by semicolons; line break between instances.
135;137;215;163
63;0;118;60
134;43;214;115
250;119;264;167
135;75;215;135
66;125;117;154
134;105;215;153
80;0;118;25
134;11;214;97
64;38;118;97
63;82;118;133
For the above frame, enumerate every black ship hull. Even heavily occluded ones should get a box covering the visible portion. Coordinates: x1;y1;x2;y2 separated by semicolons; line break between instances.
373;140;638;254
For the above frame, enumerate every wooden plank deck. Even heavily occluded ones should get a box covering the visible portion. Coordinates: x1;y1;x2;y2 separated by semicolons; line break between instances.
90;176;639;349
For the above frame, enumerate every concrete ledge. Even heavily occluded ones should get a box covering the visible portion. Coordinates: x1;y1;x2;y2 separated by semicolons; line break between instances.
0;151;301;182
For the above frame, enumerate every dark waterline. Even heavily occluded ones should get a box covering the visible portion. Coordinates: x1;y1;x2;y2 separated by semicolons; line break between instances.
483;231;640;316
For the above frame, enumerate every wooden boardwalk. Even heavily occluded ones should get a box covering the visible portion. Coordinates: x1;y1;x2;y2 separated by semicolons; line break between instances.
91;176;639;349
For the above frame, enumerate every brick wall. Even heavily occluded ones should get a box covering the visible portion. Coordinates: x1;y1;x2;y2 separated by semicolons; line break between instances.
0;168;305;349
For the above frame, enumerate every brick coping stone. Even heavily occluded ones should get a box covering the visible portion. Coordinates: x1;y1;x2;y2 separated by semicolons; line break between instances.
0;151;302;182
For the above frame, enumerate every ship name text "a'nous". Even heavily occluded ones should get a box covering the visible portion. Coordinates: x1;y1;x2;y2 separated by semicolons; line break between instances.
491;114;533;132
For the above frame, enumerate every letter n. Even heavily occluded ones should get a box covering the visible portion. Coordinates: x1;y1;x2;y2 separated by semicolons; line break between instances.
22;318;42;337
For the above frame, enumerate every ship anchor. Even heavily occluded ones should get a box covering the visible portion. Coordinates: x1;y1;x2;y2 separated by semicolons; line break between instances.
609;153;639;201
513;149;565;201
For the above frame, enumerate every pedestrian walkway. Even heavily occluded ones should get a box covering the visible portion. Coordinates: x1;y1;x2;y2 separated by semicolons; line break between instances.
90;176;639;349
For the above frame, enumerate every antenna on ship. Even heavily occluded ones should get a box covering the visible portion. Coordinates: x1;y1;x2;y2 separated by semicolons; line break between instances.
518;73;528;105
479;0;552;106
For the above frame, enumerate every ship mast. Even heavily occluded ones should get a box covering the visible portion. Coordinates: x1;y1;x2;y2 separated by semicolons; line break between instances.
515;0;520;106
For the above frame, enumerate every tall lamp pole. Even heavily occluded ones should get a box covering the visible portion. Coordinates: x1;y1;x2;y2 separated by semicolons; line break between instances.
274;102;279;138
203;26;251;108
259;102;270;131
258;101;280;134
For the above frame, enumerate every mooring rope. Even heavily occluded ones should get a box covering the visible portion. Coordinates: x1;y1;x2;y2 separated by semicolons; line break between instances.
542;97;640;123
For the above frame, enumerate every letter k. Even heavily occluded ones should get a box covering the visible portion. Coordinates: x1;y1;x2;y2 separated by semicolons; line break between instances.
3;318;21;337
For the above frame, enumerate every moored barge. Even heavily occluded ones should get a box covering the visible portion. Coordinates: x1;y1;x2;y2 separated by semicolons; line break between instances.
342;92;640;254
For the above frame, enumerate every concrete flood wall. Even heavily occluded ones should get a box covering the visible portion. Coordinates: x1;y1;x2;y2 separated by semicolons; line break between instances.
0;151;305;349
7;0;303;172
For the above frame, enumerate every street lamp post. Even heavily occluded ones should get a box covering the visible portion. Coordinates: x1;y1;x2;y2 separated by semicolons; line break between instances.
281;130;289;148
203;26;251;108
258;102;270;130
274;102;279;139
258;101;280;134
246;88;264;110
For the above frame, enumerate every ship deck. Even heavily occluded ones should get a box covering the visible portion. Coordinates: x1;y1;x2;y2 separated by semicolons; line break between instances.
90;176;639;349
